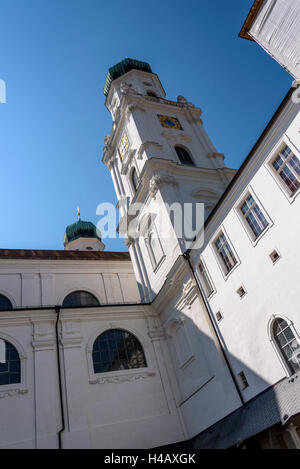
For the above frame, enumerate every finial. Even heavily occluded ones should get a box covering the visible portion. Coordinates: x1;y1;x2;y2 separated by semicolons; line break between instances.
77;207;80;220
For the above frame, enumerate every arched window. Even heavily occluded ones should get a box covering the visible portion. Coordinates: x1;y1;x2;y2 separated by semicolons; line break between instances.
131;167;139;192
272;318;300;374
0;295;12;311
0;340;21;385
175;146;195;166
62;291;99;307
147;91;157;97
92;329;147;374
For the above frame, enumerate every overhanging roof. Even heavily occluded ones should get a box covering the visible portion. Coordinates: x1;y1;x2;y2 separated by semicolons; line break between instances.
0;249;130;261
239;0;265;41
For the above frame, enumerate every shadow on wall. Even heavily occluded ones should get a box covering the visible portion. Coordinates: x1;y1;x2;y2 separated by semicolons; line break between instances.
158;299;300;450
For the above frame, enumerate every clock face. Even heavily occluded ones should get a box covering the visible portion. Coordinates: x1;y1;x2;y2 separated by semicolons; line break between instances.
157;114;183;130
118;134;129;160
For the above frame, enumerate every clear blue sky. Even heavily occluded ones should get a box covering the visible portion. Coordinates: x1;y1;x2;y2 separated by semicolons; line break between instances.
0;0;292;252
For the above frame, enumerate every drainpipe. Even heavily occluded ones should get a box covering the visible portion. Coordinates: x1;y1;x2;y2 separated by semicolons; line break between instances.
54;305;65;449
182;251;245;405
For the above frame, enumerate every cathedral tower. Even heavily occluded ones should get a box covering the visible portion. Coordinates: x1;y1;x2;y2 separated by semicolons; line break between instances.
102;58;236;300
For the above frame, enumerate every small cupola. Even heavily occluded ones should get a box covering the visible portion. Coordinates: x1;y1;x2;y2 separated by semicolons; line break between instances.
63;211;105;251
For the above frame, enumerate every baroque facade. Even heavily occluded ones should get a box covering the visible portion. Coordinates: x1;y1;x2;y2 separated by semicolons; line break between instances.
0;44;300;449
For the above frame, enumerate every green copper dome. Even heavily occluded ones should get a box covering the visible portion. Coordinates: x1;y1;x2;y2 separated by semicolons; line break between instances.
63;220;102;247
104;58;153;96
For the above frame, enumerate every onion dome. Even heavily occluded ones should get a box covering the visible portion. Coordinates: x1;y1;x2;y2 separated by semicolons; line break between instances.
103;58;152;96
63;219;103;251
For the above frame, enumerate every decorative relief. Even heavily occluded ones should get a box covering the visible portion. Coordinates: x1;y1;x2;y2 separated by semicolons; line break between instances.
0;388;28;399
120;82;137;95
89;371;155;385
149;172;178;199
207;152;225;161
181;279;198;309
137;141;163;160
146;316;166;341
126;104;146;122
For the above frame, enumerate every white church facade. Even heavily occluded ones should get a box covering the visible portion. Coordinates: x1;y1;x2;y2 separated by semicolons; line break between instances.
0;53;300;448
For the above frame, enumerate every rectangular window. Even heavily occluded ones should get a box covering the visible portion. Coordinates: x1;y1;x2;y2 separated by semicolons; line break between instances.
237;371;249;390
198;260;214;297
240;194;269;239
215;233;237;275
271;145;300;196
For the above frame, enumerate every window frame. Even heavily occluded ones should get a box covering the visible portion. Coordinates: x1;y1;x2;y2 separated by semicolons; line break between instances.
174;145;195;167
269;315;300;377
86;326;154;385
197;257;215;299
0;293;13;311
0;333;27;397
235;186;273;246
130;166;139;194
62;290;100;308
211;227;240;280
265;139;300;204
139;214;166;273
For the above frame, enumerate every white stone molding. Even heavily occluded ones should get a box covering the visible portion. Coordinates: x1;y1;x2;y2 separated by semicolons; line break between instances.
0;289;17;308
146;316;166;341
137;141;163;160
126;104;146;121
180;279;198;310
31;320;56;351
0;388;28;399
60;320;83;349
149;172;178;199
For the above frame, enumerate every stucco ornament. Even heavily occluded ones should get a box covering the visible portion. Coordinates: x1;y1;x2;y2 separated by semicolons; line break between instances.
149;172;178;199
120;82;136;95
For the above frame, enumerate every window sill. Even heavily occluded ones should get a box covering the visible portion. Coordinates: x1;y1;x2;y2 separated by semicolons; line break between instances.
0;384;28;398
89;368;156;385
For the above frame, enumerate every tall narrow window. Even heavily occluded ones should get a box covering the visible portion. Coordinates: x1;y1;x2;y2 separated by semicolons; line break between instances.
215;233;237;275
198;260;214;297
175;146;194;166
273;318;300;375
271;145;300;196
92;329;147;374
240;194;269;239
0;340;21;385
0;295;12;311
146;230;165;270
131;168;139;192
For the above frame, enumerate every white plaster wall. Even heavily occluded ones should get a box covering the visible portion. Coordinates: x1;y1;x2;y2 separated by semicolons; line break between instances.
0;306;186;449
190;100;300;401
0;259;140;308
